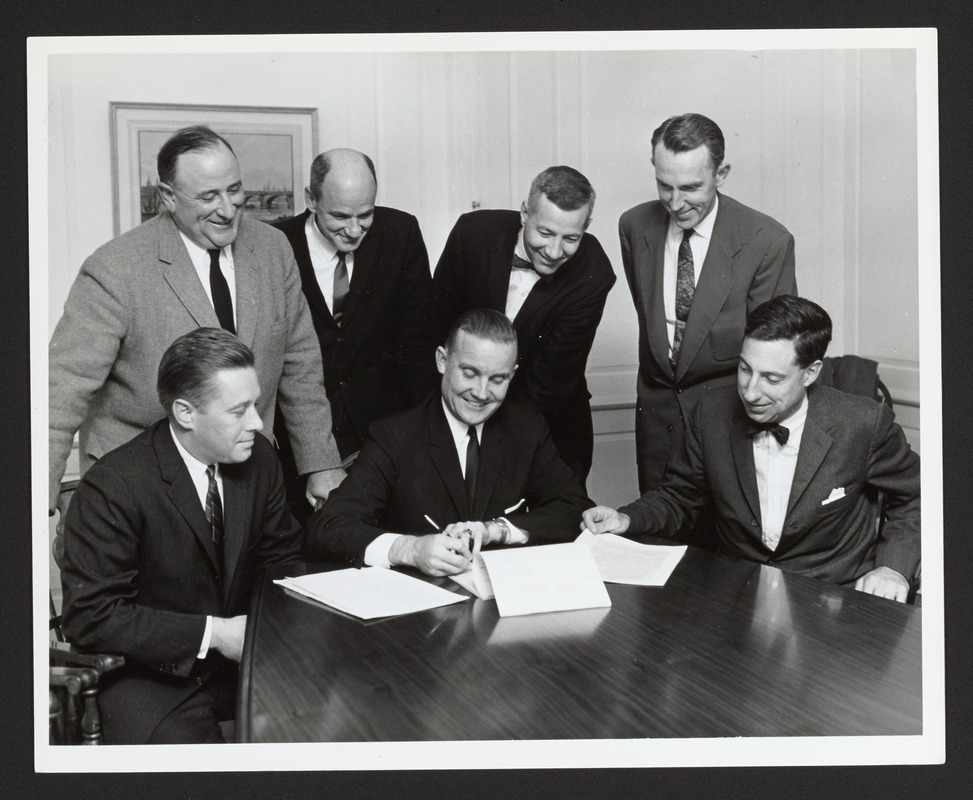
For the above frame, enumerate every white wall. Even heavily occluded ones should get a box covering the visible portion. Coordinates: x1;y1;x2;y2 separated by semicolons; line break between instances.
43;46;922;508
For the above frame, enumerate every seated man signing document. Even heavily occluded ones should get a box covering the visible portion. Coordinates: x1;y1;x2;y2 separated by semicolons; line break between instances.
583;296;920;602
307;308;593;576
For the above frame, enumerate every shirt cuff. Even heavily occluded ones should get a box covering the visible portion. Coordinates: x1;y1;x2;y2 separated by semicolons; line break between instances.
499;517;528;545
364;533;401;568
197;616;213;659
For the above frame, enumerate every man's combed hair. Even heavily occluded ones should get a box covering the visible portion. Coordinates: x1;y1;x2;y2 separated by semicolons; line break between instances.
745;295;833;368
445;309;518;352
157;328;255;412
651;113;726;170
157;125;236;186
527;165;596;216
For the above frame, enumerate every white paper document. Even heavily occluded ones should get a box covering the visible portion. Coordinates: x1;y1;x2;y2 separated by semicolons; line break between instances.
274;567;468;620
575;529;686;586
457;541;611;617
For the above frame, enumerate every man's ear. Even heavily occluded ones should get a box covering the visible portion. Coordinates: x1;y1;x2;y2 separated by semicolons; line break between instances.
715;162;731;188
803;359;823;387
519;202;529;227
171;398;196;430
304;186;316;211
435;346;448;375
158;182;177;213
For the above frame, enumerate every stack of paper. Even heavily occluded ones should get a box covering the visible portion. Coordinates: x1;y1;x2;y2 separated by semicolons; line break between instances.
274;567;468;620
575;529;686;585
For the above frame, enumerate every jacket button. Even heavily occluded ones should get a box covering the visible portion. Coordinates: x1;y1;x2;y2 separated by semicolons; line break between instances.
750;520;759;527
158;663;165;671
666;424;674;433
194;676;204;686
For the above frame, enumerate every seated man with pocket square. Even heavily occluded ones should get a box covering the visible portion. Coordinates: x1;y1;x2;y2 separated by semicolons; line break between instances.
583;295;920;601
306;308;593;577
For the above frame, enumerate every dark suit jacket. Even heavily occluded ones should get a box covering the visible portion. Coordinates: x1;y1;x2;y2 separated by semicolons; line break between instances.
306;394;594;566
619;193;797;492
433;209;616;484
60;421;303;744
619;384;921;587
273;209;439;460
49;212;340;510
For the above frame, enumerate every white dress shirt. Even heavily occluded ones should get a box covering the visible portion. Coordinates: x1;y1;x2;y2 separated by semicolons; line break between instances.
363;400;526;568
179;232;238;329
170;426;222;658
305;214;355;313
504;229;542;322
752;394;809;552
662;195;719;353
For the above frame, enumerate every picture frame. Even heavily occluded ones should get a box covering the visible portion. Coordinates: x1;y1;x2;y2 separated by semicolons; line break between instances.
110;102;317;235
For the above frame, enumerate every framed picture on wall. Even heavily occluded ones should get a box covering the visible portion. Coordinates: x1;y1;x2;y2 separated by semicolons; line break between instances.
110;102;317;235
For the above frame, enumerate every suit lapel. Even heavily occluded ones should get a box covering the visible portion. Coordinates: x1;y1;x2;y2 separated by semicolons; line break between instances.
291;212;335;325
785;391;834;518
340;233;375;327
427;400;471;519
471;414;505;520
158;214;223;330
674;195;741;380
487;225;520;312
220;464;251;601
730;413;762;525
155;425;222;576
230;222;259;348
640;213;673;377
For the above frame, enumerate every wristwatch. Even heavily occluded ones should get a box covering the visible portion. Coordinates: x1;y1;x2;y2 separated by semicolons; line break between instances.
490;517;511;545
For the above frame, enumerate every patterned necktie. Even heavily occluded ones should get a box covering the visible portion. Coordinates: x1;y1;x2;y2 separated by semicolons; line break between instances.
465;425;480;507
332;252;349;326
670;228;695;373
205;465;225;568
747;421;791;446
207;249;235;334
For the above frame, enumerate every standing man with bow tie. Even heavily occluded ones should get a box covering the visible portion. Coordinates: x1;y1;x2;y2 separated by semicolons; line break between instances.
433;166;616;487
583;296;921;602
620;113;797;495
48;125;346;518
273;148;439;522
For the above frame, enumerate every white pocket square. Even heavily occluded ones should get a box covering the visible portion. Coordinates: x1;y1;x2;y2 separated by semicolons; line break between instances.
822;487;846;505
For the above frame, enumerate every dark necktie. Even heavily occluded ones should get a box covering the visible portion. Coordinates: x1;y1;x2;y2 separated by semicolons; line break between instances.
332;252;349;326
465;425;480;507
511;253;535;273
747;421;791;447
207;249;235;334
670;228;695;373
205;465;225;569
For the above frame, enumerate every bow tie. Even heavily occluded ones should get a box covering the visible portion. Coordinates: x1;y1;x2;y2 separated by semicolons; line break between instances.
747;421;790;446
511;253;536;273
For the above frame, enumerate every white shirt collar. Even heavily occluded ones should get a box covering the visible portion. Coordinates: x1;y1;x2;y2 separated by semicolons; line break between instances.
305;213;345;264
440;398;484;450
666;194;720;242
178;231;235;270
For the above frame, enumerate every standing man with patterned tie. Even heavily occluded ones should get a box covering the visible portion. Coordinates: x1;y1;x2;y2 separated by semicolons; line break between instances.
620;113;797;496
273;148;439;522
60;329;305;743
48;125;346;517
433;166;616;487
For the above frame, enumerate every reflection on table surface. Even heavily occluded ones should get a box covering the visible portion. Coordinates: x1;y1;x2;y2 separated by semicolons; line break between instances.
238;540;921;743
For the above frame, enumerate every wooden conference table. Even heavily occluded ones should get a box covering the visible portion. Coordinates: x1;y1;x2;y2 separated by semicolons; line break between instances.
237;540;922;742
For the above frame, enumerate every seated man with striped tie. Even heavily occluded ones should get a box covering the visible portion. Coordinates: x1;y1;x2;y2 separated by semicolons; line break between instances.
307;309;593;577
583;296;921;602
60;328;303;744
